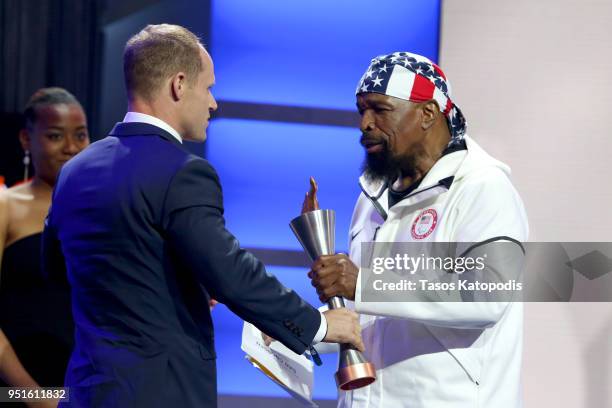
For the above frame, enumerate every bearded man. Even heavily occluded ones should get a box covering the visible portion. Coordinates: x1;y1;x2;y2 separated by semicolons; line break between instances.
309;52;528;408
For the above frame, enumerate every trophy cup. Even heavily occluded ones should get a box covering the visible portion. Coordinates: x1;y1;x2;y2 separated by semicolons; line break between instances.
289;178;376;391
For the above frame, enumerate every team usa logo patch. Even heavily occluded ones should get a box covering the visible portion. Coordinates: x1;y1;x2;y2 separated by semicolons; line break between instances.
411;208;438;240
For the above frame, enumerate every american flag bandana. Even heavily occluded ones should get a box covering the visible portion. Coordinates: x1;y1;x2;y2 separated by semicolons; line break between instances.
356;51;467;144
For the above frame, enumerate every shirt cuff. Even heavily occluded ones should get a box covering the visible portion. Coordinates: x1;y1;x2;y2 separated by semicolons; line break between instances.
311;310;327;344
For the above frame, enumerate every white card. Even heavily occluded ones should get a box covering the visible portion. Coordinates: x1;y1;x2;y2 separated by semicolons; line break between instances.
241;322;318;407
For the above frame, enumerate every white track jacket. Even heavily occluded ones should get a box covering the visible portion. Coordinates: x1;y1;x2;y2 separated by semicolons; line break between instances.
338;135;529;408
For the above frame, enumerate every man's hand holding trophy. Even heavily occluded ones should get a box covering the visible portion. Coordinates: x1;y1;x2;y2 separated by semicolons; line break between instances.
290;177;376;391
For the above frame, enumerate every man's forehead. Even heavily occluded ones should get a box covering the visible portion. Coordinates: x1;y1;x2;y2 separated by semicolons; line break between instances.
200;46;211;63
200;47;215;80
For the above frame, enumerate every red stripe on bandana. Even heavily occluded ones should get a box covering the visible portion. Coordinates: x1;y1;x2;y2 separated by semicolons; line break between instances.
433;63;446;80
410;74;435;102
444;98;453;115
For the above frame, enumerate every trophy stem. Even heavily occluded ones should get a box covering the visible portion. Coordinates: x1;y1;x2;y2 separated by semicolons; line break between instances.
327;296;345;310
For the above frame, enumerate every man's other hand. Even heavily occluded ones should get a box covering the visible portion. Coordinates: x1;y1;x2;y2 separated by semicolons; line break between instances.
309;254;358;302
322;308;364;352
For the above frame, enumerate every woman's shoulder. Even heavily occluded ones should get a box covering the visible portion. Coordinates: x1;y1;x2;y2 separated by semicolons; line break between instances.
0;189;9;244
0;182;40;243
5;181;33;196
0;183;33;208
0;187;10;216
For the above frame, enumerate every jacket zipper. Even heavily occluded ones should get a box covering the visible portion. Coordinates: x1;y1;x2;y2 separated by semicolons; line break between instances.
359;178;453;221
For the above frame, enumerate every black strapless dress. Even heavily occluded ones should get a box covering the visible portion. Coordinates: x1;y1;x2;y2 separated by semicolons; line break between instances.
0;233;74;387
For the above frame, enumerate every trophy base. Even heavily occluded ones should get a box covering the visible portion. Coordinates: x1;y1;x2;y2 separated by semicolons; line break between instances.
335;362;376;391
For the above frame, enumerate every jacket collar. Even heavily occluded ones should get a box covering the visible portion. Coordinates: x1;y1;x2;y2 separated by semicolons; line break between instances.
108;122;184;148
123;112;182;143
454;135;511;179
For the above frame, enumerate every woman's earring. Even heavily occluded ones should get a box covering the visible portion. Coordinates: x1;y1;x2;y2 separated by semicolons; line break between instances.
23;150;30;181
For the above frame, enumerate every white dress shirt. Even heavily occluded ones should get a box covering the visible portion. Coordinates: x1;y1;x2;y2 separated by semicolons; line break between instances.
123;112;182;143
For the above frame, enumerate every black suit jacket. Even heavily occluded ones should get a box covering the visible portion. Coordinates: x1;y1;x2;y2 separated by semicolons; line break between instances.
42;122;321;407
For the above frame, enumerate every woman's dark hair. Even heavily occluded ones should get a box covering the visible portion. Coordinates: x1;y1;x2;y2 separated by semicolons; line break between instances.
23;87;81;130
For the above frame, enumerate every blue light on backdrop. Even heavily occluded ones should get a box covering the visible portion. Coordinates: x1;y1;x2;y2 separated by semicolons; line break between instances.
211;0;441;109
208;0;441;401
206;119;363;252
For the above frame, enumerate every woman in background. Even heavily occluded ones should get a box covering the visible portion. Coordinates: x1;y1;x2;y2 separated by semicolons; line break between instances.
0;87;90;395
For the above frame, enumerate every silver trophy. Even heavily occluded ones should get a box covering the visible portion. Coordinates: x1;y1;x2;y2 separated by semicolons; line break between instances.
289;178;376;391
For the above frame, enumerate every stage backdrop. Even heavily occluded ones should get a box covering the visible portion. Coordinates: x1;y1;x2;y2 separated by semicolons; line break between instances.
440;0;612;407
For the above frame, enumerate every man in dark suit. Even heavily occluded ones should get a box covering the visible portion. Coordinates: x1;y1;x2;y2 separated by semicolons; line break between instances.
42;24;363;407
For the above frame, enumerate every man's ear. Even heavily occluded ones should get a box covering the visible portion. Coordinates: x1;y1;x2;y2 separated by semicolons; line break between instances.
18;128;31;151
170;72;187;101
421;100;440;131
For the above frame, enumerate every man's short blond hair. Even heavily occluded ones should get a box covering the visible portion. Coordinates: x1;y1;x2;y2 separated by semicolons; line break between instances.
123;24;204;100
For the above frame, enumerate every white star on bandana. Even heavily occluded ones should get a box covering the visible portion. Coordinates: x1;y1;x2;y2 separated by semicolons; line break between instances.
372;76;383;87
